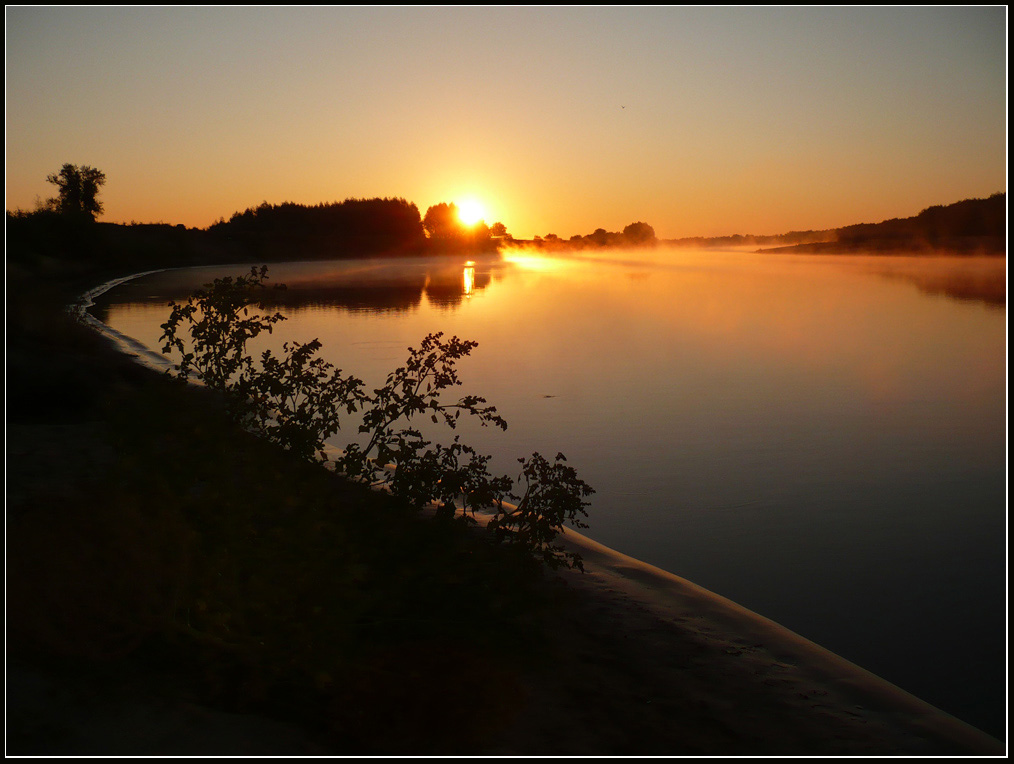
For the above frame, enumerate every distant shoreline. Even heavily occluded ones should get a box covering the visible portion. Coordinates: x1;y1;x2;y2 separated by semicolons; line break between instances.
756;237;1006;256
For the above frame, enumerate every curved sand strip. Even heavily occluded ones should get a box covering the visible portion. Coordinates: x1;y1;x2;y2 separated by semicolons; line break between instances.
69;269;179;374
496;525;1004;754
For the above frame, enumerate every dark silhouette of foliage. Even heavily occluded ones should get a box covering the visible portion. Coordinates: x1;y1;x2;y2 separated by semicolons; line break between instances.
333;332;509;503
525;221;658;251
245;338;368;463
489;452;592;570
837;193;1005;250
422;202;462;240
46;163;106;221
666;229;835;248
489;221;510;238
160;266;286;392
160;266;365;463
622;221;657;246
8;164;247;274
422;202;498;254
208;197;429;259
586;228;615;248
760;193;1006;255
415;200;494;254
205;197;504;259
159;267;594;569
5;206;103;270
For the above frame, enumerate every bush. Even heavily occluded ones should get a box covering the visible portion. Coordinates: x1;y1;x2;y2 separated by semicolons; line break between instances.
160;266;593;569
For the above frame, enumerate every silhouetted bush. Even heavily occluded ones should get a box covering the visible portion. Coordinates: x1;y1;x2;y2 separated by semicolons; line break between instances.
159;267;594;570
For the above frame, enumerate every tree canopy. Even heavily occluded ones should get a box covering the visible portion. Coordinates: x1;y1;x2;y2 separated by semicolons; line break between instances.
622;221;657;246
208;197;428;258
422;202;498;253
527;221;659;251
46;163;106;221
422;202;462;240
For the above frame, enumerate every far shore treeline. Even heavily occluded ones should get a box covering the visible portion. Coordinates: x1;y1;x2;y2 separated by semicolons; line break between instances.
6;166;1006;280
753;191;1006;256
206;198;504;259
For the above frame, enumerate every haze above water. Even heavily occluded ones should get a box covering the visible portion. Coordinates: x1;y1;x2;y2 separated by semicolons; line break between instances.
96;248;1006;738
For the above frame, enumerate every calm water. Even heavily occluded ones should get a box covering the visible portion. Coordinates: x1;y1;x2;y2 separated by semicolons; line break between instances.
94;249;1007;738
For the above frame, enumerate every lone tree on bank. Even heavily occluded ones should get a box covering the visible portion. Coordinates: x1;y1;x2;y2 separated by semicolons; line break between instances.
46;163;106;221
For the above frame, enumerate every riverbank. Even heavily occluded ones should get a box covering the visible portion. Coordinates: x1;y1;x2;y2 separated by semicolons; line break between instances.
6;268;1005;755
756;238;1006;256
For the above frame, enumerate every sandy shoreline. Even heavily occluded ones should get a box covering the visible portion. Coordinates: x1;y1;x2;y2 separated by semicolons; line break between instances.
537;528;1004;753
415;503;1003;754
7;273;1003;755
68;268;180;375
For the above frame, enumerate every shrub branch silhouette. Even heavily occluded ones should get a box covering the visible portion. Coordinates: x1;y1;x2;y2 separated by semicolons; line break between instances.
160;266;593;569
160;266;364;463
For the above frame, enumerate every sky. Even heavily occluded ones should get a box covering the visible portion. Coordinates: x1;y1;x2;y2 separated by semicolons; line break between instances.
4;6;1007;240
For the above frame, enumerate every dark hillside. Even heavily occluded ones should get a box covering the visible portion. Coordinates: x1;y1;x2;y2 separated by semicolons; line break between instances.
760;193;1005;255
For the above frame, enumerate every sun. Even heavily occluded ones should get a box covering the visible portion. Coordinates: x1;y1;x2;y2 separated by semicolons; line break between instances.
456;198;487;227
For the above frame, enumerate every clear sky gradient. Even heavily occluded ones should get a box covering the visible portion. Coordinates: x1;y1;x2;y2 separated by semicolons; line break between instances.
5;6;1007;239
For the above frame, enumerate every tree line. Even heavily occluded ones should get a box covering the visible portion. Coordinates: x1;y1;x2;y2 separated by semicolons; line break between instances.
833;192;1005;252
8;163;1005;270
525;221;658;250
206;198;514;258
752;192;1006;255
6;164;521;271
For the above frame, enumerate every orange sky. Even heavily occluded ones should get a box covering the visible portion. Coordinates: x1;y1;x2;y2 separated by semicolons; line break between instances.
5;7;1007;239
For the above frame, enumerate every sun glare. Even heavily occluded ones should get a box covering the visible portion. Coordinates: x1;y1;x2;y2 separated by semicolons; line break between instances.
457;199;486;226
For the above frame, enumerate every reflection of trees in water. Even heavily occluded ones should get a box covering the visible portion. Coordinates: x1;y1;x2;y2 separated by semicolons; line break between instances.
266;264;495;312
861;259;1006;309
908;275;1006;308
424;268;491;308
97;261;501;317
267;284;427;313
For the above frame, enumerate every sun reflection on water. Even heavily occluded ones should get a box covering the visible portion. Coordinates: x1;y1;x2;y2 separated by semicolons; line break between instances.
501;251;556;270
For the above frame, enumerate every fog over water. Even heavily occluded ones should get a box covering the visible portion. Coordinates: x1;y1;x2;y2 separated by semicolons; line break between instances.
94;247;1006;738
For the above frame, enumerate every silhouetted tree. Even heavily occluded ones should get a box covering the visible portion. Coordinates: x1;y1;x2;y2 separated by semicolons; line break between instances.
471;219;491;240
46;164;106;221
623;221;657;246
586;228;613;247
423;202;463;240
489;221;509;238
421;202;498;253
